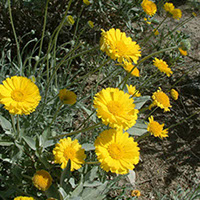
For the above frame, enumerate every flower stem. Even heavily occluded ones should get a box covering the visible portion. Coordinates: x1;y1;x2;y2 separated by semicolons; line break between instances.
135;132;150;142
16;115;20;140
85;161;99;165
48;103;63;127
10;114;16;134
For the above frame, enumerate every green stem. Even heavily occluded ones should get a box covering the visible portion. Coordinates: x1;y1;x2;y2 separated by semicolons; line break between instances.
135;132;150;142
49;103;63;127
145;107;158;120
51;122;101;139
10;114;16;134
85;161;99;165
8;0;22;75
16;115;20;140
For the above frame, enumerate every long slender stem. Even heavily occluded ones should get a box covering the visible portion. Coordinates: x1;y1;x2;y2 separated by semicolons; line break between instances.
85;161;99;165
8;0;22;75
16;115;20;140
10;114;16;134
135;132;150;142
48;103;63;127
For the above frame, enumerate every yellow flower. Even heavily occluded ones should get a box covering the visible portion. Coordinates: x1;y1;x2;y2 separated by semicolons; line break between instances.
153;58;173;77
100;28;141;64
83;0;91;6
192;12;197;17
59;89;77;105
95;129;140;174
178;47;187;56
14;197;35;200
149;87;172;112
131;189;141;197
122;61;140;77
147;116;168;139
126;84;141;97
170;89;179;100
154;29;159;36
164;2;174;13
67;15;75;25
171;9;182;20
144;17;151;24
141;0;157;17
32;170;52;191
53;137;86;171
88;20;94;28
93;88;138;130
0;76;41;115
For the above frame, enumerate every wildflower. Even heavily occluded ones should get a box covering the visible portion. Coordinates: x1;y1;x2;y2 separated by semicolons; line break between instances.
131;189;141;197
14;197;35;200
126;84;141;97
153;58;173;77
59;89;77;105
147;116;168;139
171;9;182;20
95;129;140;174
83;0;91;6
192;12;197;17
170;89;179;100
149;87;172;112
0;76;41;115
53;137;86;171
100;28;141;64
67;15;75;25
32;170;52;191
93;88;138;130
144;17;151;24
154;29;159;36
88;20;94;28
141;0;157;17
178;47;187;56
164;2;174;13
122;61;140;77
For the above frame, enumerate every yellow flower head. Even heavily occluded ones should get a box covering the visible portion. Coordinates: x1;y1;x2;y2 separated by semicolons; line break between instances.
67;15;75;25
122;61;140;77
93;88;139;130
32;170;52;191
154;29;159;36
164;2;174;13
126;84;141;97
0;76;41;115
14;197;35;200
178;47;187;56
95;129;140;174
141;0;157;17
147;116;168;139
83;0;91;6
144;17;151;24
153;58;173;77
59;89;77;105
88;20;94;28
53;137;86;171
131;189;141;197
100;28;141;64
170;89;179;100
171;9;182;20
150;87;172;112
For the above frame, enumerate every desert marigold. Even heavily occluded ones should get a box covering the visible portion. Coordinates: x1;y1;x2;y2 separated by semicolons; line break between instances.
144;17;151;24
59;89;77;105
131;189;141;197
153;58;173;77
0;76;41;115
83;0;91;6
164;2;174;13
95;129;140;174
149;87;172;112
171;8;182;20
32;170;52;191
178;47;187;56
154;29;159;36
100;28;141;64
170;89;179;100
88;20;94;28
14;197;35;200
67;15;75;25
147;116;168;139
122;61;140;77
126;84;141;97
53;137;86;171
141;0;157;17
93;88;139;130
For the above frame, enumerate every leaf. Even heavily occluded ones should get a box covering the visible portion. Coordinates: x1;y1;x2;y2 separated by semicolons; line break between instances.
85;166;98;182
126;119;147;136
83;181;102;187
0;141;14;146
22;136;36;150
127;170;136;186
0;115;11;131
71;177;83;197
134;96;150;109
58;187;68;200
82;143;95;151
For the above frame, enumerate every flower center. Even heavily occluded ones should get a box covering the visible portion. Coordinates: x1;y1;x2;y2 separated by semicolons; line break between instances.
11;90;24;102
116;41;127;55
108;143;123;159
155;92;169;107
107;101;123;116
149;121;162;135
64;147;76;160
